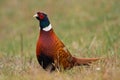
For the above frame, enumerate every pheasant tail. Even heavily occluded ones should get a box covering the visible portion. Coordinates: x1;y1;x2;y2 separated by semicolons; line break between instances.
73;57;99;66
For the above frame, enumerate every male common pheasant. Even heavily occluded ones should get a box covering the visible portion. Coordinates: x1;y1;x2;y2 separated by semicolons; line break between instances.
34;12;99;71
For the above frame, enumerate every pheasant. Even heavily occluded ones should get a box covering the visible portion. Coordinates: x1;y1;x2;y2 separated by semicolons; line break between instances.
33;12;99;71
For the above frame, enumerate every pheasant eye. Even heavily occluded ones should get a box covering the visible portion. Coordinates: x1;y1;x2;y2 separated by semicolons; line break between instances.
39;14;45;19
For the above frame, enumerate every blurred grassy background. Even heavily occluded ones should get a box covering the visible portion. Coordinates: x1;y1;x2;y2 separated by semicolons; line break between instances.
0;0;120;80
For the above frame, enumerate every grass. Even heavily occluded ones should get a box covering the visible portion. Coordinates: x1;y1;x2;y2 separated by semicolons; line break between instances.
0;0;120;80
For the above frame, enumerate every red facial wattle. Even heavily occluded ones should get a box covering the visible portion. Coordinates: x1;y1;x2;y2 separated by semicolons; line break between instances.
39;14;45;20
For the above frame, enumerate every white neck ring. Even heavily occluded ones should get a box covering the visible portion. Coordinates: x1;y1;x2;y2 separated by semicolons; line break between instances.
42;24;52;31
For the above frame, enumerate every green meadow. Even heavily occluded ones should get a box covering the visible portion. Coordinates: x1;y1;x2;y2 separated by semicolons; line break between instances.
0;0;120;80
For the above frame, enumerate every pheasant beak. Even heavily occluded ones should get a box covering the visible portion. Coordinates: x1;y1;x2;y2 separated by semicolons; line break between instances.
33;14;38;17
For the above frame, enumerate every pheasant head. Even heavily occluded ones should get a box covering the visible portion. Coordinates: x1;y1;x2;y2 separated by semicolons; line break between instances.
33;12;52;31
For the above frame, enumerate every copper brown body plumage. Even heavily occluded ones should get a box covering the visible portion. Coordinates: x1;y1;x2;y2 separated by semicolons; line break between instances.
34;12;99;71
